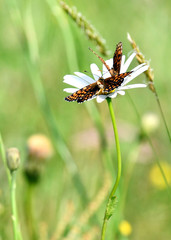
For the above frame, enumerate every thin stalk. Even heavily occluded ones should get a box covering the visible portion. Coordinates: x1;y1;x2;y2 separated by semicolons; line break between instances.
119;143;140;212
107;98;122;198
127;93;171;197
153;90;171;143
5;0;88;206
101;218;108;240
46;0;79;70
10;171;22;240
0;134;11;183
59;0;108;56
47;0;112;191
48;0;111;171
101;98;122;240
127;33;171;144
0;134;22;240
25;184;38;240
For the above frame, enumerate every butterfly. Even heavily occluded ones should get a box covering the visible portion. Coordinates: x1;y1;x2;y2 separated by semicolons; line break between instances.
65;42;132;103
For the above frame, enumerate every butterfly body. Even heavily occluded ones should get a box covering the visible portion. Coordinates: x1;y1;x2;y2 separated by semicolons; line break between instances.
65;42;132;103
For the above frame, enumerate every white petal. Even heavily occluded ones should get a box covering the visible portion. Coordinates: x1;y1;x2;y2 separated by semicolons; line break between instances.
64;75;88;88
130;62;147;72
117;90;125;95
121;52;136;73
87;96;96;102
120;55;126;73
123;64;149;85
108;92;117;98
74;72;95;84
120;83;147;90
121;55;126;64
96;95;107;103
63;88;79;93
105;58;113;69
127;32;132;42
90;63;101;80
102;70;111;79
102;58;113;79
102;58;113;78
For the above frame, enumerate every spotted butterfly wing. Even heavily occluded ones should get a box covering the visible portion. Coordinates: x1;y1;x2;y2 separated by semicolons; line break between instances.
113;42;122;74
65;42;131;103
103;72;132;93
65;82;99;103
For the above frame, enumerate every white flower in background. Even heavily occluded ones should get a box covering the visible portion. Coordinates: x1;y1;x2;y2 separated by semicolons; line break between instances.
141;112;160;133
63;51;149;103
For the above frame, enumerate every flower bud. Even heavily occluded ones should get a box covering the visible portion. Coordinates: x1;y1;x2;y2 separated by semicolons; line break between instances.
6;148;20;172
27;134;53;161
24;134;53;184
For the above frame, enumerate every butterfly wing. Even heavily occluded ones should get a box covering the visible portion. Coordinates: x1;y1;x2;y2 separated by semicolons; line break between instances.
103;72;132;93
113;42;122;74
65;82;100;103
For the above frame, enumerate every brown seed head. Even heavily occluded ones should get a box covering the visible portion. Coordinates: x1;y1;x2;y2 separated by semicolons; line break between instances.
127;33;155;93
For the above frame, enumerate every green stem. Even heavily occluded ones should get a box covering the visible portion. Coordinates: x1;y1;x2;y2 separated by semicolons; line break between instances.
5;0;89;206
0;134;22;240
107;98;122;198
127;93;171;197
10;171;19;240
25;184;38;240
46;0;79;70
153;90;171;143
54;0;111;170
101;219;108;240
10;173;23;240
101;98;122;240
0;134;11;183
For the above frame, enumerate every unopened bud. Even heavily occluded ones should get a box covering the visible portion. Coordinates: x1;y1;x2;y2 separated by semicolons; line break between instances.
6;148;20;172
27;134;53;161
24;134;53;184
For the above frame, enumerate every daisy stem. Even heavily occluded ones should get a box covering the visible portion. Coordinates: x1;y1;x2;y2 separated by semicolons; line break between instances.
107;98;122;198
101;98;122;240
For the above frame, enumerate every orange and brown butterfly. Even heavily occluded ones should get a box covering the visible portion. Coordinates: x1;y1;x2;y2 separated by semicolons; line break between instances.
65;42;132;103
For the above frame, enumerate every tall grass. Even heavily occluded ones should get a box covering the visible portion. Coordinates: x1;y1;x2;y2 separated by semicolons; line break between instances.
0;0;171;239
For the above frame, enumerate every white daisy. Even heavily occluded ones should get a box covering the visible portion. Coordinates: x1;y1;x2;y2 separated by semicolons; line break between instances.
63;52;149;103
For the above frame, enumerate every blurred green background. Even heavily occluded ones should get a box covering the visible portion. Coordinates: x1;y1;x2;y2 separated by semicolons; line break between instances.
0;0;171;239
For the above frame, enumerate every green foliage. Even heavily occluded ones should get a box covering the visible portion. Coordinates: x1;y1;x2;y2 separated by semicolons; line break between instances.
0;0;171;240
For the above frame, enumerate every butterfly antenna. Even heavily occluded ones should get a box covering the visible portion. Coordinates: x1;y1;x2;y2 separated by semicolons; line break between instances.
89;47;111;73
